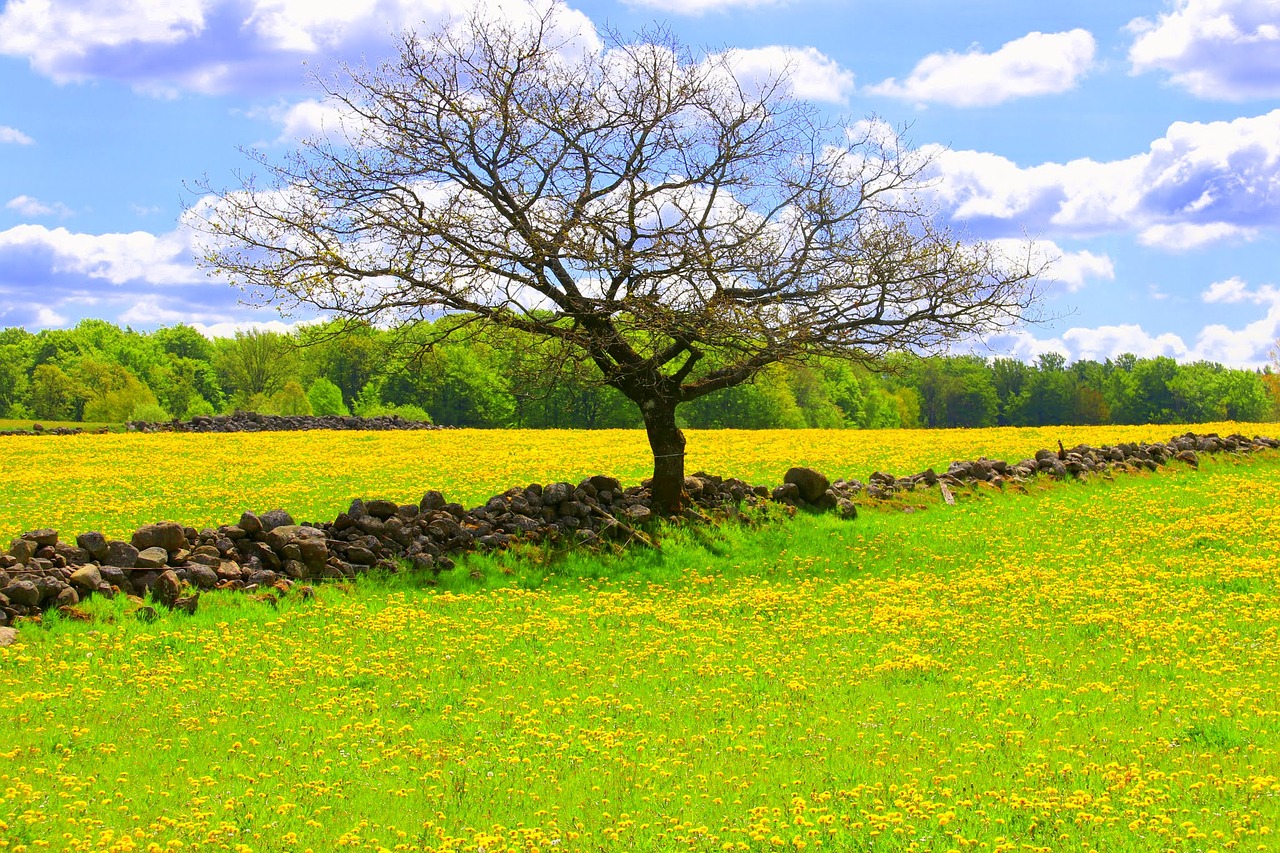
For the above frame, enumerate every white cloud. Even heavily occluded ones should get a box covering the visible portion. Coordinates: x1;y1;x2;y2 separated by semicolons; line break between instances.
191;319;312;339
624;0;783;14
989;238;1114;292
1128;0;1280;100
868;29;1096;107
0;223;200;285
0;0;601;95
984;279;1280;367
922;109;1280;246
1138;222;1260;250
5;195;73;218
1202;275;1280;304
32;307;68;328
0;125;34;145
716;46;855;105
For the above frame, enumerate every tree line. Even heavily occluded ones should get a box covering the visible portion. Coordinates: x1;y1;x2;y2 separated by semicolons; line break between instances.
0;319;1276;428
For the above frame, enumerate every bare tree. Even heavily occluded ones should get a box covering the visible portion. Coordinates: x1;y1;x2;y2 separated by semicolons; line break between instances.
197;5;1041;511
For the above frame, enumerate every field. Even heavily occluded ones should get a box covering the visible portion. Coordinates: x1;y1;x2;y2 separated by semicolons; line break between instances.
1;426;1279;852
1;422;1276;539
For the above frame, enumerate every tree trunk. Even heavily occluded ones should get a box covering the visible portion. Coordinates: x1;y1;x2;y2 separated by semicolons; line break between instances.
642;398;686;514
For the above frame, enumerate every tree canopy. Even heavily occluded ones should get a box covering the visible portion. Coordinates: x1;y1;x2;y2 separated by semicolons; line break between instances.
198;4;1045;508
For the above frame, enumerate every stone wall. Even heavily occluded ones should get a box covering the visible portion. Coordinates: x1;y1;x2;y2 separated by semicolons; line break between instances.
1;431;1275;626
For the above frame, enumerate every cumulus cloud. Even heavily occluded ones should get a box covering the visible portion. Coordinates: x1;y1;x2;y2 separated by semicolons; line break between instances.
0;0;601;95
1128;0;1280;100
0;125;34;145
6;195;73;218
715;46;855;105
623;0;783;14
868;29;1096;107
1138;222;1260;250
0;224;201;285
988;238;1114;292
920;109;1280;246
983;278;1280;367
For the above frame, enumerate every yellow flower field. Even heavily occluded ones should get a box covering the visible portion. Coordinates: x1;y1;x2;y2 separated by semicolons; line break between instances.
2;422;1275;538
1;442;1278;851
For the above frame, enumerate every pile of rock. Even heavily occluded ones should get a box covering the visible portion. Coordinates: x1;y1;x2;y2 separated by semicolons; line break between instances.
0;423;111;437
0;431;1275;626
127;412;445;433
807;431;1280;501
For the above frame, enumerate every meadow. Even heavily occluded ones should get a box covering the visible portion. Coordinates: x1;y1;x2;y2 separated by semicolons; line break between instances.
1;426;1278;852
1;422;1275;539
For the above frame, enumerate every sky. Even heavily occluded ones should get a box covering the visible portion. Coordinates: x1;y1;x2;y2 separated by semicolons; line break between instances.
1;0;1280;368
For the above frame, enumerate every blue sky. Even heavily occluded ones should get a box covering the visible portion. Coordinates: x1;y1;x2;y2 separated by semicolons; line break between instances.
2;0;1279;367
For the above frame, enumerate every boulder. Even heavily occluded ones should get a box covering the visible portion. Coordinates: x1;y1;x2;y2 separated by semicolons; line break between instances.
21;528;59;547
2;579;40;608
0;626;18;647
784;467;830;504
365;500;399;520
419;490;446;512
152;570;182;609
69;565;104;592
135;547;170;569
238;511;263;536
104;541;139;568
8;539;35;565
131;522;187;554
258;509;294;532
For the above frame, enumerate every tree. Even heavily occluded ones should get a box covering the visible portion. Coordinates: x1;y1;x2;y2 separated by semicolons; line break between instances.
198;6;1039;510
307;377;350;416
213;329;297;407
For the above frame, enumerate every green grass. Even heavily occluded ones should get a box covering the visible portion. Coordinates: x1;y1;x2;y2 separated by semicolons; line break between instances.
2;451;1278;851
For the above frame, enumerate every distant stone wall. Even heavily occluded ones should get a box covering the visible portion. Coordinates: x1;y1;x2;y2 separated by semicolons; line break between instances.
0;431;1274;627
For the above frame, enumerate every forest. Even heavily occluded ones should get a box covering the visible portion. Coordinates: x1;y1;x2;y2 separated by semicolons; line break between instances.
0;318;1276;429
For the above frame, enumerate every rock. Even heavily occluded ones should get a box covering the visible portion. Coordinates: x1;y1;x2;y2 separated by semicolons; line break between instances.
836;498;858;520
258;509;294;533
135;546;170;569
8;539;35;564
365;499;399;520
69;565;104;591
346;546;377;566
104;541;139;568
542;482;572;506
3;579;41;607
784;467;830;504
771;482;800;504
588;475;623;495
239;511;263;536
131;522;187;554
419;490;446;512
1175;449;1199;468
188;565;219;589
135;605;158;624
624;504;653;524
0;626;18;646
53;542;91;565
55;586;79;607
173;593;199;615
22;528;58;547
152;570;182;609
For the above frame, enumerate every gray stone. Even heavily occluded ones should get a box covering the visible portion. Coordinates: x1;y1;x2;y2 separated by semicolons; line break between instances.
188;565;219;589
76;531;109;560
258;509;294;532
135;546;170;569
624;504;653;524
0;627;18;647
55;586;79;607
2;579;40;607
69;564;103;591
104;541;139;568
419;490;446;512
836;498;859;520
